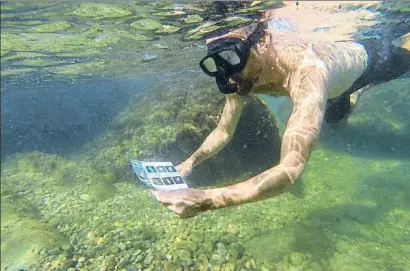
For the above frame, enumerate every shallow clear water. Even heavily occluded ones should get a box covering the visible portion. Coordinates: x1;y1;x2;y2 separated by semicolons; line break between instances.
1;1;410;271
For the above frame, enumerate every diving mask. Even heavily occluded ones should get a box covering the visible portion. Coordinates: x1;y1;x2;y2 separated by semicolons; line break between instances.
199;22;266;94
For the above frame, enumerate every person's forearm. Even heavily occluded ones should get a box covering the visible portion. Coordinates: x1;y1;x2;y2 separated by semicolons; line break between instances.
182;94;244;170
185;127;233;167
206;155;304;208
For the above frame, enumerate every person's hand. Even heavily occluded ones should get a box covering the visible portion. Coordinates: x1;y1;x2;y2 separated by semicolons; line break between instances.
153;188;212;218
175;162;193;177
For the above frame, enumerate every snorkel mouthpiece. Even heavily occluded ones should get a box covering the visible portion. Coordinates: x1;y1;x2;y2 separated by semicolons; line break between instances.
216;76;238;94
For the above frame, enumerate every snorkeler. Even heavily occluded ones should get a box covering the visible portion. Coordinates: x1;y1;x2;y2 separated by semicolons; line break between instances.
154;8;410;218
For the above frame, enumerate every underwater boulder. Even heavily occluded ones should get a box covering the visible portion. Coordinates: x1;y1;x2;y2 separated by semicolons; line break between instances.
85;74;281;187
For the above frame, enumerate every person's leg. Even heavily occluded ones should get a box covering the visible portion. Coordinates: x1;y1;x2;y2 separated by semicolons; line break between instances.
324;95;351;124
325;85;371;125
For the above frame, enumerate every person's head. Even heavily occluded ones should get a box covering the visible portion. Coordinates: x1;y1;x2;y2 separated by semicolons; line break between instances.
199;21;266;96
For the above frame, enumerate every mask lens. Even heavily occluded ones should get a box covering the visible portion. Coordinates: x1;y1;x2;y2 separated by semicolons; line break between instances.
203;57;217;73
218;50;241;65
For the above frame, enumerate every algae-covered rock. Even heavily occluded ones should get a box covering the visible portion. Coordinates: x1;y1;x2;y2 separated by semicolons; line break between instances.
84;74;281;186
182;15;203;24
155;25;181;34
19;59;67;67
72;3;132;18
130;19;163;31
289;252;305;266
32;21;71;33
184;22;221;40
152;11;186;17
220;16;253;28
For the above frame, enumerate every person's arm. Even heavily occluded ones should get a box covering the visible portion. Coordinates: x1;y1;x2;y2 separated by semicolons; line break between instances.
207;68;328;208
177;94;244;175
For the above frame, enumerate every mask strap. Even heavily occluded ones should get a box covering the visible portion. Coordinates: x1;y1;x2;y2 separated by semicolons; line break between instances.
246;22;266;47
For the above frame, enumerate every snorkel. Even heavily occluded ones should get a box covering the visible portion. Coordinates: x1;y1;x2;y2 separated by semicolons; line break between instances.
199;22;266;95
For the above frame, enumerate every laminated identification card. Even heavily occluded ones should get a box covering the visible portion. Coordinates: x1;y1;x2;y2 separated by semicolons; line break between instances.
129;160;188;191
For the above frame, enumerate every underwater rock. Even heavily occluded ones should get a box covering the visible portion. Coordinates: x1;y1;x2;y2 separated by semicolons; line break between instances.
85;74;281;187
72;3;132;18
220;16;253;28
80;194;93;202
182;15;204;24
130;19;163;31
140;51;158;62
154;25;181;34
184;22;221;40
19;59;67;67
152;10;186;17
289;252;305;266
151;43;170;50
164;261;179;271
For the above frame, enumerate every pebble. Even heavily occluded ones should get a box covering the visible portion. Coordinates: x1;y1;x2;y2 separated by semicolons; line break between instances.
61;259;75;269
78;256;86;263
290;252;305;266
47;249;59;255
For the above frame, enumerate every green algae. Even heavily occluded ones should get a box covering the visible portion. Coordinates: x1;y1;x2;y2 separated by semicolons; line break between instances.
1;68;36;79
2;52;47;63
71;3;132;19
19;58;67;67
1;32;31;52
1;50;10;57
47;61;107;76
122;31;153;41
55;48;102;58
376;2;410;12
31;21;71;33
